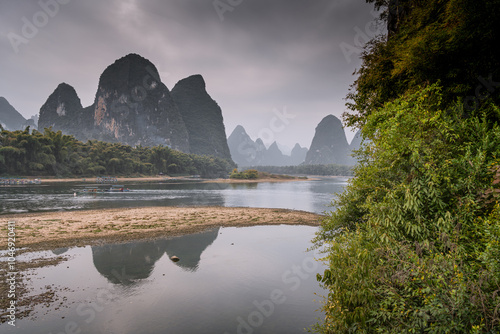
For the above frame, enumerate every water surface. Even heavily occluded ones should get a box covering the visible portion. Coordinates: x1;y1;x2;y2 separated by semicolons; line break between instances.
0;177;347;214
1;225;325;334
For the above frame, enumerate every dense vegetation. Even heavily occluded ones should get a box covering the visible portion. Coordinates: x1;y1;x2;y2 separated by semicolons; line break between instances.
313;1;500;333
347;0;500;128
0;127;234;178
229;169;298;180
229;168;259;179
253;164;353;176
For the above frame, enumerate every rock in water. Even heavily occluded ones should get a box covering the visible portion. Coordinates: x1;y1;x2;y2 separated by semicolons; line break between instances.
305;114;353;165
170;256;180;262
171;74;232;160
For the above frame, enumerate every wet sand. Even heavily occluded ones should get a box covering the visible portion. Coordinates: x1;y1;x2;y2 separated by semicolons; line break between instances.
1;206;322;251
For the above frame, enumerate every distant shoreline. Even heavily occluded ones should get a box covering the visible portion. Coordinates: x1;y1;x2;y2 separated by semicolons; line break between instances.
1;206;322;252
30;175;314;184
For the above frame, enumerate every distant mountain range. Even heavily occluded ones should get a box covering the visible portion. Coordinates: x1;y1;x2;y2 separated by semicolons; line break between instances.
1;54;364;168
228;115;362;167
37;53;232;161
227;125;308;166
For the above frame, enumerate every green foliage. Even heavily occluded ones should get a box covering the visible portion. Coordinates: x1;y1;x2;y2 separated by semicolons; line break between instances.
346;0;500;127
313;86;500;333
0;127;234;178
229;168;259;179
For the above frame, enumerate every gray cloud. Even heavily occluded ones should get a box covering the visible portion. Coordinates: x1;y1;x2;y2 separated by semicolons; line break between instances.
0;0;378;147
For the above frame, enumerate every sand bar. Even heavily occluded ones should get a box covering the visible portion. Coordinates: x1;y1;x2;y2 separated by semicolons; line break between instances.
1;206;322;251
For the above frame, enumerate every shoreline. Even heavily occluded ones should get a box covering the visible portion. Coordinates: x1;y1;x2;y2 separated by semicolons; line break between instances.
0;206;322;252
0;206;323;323
33;176;314;184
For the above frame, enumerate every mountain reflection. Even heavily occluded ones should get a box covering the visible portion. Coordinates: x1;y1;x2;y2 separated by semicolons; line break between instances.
164;228;219;271
91;228;220;284
52;247;68;255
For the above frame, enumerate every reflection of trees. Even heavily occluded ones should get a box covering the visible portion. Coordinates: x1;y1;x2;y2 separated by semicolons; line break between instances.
91;228;219;284
230;183;258;190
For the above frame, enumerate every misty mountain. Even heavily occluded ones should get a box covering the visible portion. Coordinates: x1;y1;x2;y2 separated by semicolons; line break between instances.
38;83;87;138
263;141;288;166
305;114;354;165
37;53;231;160
0;97;27;131
227;125;308;166
290;143;308;165
171;75;231;160
350;129;362;151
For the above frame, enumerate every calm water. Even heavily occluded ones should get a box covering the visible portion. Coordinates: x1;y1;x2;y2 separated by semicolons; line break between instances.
0;177;348;215
1;226;326;334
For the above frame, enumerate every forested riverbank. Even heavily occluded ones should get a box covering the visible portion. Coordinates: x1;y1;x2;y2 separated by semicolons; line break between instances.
0;127;235;178
313;1;500;333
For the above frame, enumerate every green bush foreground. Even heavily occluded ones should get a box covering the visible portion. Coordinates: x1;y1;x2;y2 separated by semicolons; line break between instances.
312;85;500;333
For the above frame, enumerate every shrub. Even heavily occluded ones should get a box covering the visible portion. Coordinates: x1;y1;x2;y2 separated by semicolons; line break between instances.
312;85;500;333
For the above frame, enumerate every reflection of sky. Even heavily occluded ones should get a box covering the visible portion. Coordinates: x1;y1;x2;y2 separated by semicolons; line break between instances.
222;178;347;214
0;177;347;214
5;226;326;334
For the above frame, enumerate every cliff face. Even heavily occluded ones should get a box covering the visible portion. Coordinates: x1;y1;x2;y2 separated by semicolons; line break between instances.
37;54;240;157
90;54;189;151
38;83;86;138
0;97;27;131
38;54;197;153
305;115;353;165
171;75;231;160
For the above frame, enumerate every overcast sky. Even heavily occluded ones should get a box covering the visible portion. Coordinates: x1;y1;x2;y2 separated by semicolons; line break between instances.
0;0;382;150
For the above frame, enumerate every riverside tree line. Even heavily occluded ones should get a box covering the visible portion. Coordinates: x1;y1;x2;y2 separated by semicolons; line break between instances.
0;126;234;178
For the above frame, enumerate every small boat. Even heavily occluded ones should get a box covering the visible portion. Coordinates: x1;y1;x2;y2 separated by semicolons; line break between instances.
108;185;130;192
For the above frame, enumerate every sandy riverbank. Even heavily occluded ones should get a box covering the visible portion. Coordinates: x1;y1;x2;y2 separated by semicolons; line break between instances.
0;207;322;251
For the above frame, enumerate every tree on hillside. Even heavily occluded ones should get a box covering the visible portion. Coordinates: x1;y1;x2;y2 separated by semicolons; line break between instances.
347;0;500;127
313;1;500;333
